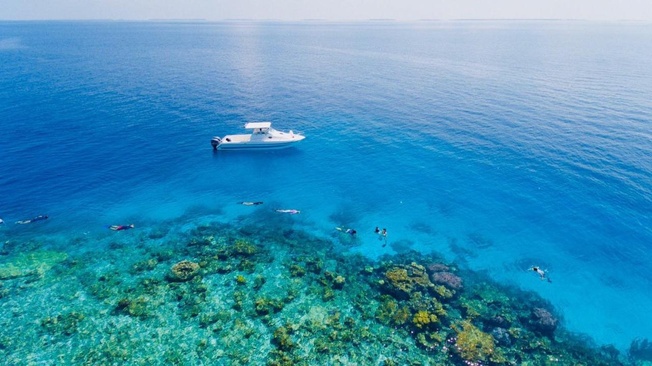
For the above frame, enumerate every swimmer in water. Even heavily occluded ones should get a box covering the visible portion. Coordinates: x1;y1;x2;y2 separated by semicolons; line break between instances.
109;224;135;231
374;226;388;247
530;266;552;283
16;215;49;224
240;201;263;206
336;227;357;236
276;209;300;215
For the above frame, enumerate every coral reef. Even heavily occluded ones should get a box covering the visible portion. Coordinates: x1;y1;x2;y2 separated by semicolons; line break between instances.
0;220;630;366
453;320;496;362
629;338;652;362
167;260;200;282
0;250;68;279
430;271;463;290
40;312;85;336
381;262;432;299
412;310;438;329
529;307;559;337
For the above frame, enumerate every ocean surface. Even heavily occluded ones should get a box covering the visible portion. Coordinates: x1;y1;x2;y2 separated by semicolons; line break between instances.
1;20;651;355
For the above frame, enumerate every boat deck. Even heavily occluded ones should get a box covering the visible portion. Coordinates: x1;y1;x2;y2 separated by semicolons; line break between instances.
223;134;252;143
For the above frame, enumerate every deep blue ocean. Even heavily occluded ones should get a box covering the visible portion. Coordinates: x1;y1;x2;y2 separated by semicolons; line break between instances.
1;20;651;351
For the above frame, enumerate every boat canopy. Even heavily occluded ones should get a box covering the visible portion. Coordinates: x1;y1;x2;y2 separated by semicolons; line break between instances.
244;122;272;129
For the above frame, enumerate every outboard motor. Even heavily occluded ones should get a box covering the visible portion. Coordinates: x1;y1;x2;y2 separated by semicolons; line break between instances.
211;136;222;149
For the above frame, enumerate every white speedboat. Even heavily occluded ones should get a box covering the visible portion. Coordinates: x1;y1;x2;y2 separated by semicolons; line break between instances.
211;122;305;150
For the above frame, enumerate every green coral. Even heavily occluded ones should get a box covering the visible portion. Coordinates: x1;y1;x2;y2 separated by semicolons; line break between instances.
392;306;411;326
130;258;158;273
454;320;495;362
41;312;85;335
305;257;323;273
322;287;335;302
235;274;247;285
233;290;245;311
382;262;432;299
460;298;485;319
253;275;266;290
232;239;257;256
237;259;256;272
375;296;399;325
254;297;284;315
321;271;346;289
289;264;306;277
272;326;294;350
433;285;454;300
168;260;200;282
412;310;438;329
115;296;150;318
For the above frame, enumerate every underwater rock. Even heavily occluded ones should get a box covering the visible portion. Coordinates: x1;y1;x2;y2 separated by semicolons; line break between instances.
0;250;68;279
529;307;558;337
168;260;200;282
253;275;266;290
485;315;511;328
490;327;512;346
629;338;652;361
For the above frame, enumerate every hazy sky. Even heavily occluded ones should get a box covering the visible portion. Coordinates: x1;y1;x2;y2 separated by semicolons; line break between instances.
1;0;651;21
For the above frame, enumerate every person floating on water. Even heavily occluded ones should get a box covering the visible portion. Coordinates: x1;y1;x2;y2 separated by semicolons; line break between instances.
530;266;552;283
109;224;135;231
336;227;357;236
375;226;388;247
276;209;300;215
16;215;48;224
240;201;263;206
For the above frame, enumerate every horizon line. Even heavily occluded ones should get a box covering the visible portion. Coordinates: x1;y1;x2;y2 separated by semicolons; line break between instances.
0;18;650;23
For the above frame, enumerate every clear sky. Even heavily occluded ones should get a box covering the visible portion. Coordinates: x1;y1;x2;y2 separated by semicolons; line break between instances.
1;0;650;21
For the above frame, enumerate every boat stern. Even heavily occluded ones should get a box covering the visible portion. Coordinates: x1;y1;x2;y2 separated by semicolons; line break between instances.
210;136;222;149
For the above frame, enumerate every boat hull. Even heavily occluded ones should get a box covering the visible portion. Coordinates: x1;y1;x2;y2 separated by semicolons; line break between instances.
211;123;305;150
217;140;301;150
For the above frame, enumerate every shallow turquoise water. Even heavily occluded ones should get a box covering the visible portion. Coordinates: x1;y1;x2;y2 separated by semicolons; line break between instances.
1;20;651;351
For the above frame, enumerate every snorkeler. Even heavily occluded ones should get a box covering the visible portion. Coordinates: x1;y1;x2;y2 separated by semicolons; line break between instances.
276;209;300;215
530;266;552;283
240;201;263;206
336;227;357;236
15;215;49;224
374;226;388;247
109;224;135;231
